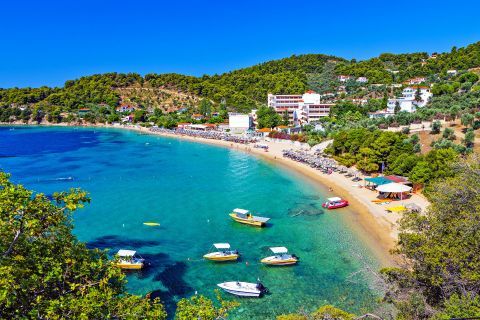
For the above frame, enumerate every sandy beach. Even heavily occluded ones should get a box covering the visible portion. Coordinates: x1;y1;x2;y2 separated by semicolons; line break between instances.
3;122;431;265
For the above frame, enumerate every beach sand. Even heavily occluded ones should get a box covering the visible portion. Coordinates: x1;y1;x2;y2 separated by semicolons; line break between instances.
4;122;431;265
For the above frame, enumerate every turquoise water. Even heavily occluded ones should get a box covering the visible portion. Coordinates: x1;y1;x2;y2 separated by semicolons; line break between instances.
0;126;381;319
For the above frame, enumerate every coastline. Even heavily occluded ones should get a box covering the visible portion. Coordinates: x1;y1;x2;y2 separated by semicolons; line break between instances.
2;122;428;266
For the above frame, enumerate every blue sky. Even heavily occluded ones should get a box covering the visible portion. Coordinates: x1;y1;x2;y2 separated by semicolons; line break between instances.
1;0;479;88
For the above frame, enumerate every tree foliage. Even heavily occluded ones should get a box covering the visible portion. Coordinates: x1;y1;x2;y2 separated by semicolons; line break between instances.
175;290;239;320
0;172;167;319
381;154;480;319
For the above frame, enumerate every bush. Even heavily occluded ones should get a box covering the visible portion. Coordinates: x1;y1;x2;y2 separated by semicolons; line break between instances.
402;126;410;134
431;120;442;134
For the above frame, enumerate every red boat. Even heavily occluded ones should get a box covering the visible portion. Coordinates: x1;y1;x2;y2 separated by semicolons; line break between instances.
322;197;349;209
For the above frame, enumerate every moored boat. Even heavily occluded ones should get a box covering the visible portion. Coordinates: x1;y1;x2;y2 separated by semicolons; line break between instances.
217;281;268;297
203;243;239;262
229;208;270;227
322;197;349;209
261;247;298;266
115;249;145;270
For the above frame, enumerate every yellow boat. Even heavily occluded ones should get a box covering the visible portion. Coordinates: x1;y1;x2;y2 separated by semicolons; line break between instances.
143;222;160;226
229;208;270;227
115;249;145;270
260;247;298;266
203;243;239;262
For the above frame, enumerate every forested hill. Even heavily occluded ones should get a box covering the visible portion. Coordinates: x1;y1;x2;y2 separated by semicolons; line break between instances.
335;41;480;83
0;41;479;113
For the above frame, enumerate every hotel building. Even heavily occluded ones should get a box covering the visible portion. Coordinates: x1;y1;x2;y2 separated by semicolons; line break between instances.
267;91;334;126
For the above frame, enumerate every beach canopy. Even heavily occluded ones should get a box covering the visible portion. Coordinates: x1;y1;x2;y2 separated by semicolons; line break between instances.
117;249;136;257
385;175;409;183
376;182;412;193
364;176;392;186
233;208;249;214
214;243;231;249
327;197;342;202
270;247;288;254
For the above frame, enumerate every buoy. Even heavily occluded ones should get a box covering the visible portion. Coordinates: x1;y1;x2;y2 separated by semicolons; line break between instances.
246;261;249;266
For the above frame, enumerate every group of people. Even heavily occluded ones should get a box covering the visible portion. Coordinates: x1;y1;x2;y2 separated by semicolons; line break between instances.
282;150;338;174
149;127;256;144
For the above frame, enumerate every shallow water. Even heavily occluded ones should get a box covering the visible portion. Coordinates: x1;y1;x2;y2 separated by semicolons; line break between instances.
0;126;381;319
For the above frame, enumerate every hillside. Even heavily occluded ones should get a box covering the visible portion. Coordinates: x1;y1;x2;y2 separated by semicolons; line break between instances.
116;85;202;113
0;41;479;120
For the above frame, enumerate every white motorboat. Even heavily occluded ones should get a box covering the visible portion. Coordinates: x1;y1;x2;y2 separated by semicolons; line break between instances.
217;281;268;297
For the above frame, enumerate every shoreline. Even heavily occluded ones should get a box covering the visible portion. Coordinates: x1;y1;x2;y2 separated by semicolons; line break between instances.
3;122;427;265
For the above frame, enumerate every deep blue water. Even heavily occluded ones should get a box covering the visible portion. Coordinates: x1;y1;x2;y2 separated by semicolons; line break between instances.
0;126;381;319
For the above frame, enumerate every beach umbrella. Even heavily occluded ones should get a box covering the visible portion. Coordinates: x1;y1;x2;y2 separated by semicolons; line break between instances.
376;183;412;193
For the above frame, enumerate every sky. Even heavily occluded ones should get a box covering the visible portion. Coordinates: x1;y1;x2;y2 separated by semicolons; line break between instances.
1;0;479;88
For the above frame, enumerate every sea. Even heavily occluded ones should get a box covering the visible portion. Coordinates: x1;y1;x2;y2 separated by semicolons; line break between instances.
0;126;383;319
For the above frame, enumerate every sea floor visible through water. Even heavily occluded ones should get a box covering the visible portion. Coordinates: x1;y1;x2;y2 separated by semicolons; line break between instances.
0;126;383;319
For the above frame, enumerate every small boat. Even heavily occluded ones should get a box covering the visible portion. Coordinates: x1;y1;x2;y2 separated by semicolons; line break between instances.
322;197;349;209
217;281;268;297
203;243;239;262
143;222;161;226
115;249;145;270
261;247;298;266
229;208;270;227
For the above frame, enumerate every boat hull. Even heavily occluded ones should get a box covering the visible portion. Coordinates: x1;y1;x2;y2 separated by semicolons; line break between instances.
322;200;349;210
261;256;298;266
229;213;265;227
203;252;239;261
217;282;265;297
116;262;144;270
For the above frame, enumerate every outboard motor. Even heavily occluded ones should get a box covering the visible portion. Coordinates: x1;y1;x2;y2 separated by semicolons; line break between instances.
256;282;268;294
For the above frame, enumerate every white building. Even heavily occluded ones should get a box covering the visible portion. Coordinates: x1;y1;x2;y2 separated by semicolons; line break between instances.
267;91;333;125
404;77;426;85
229;113;253;134
447;69;458;76
370;86;432;118
357;77;368;83
337;75;352;82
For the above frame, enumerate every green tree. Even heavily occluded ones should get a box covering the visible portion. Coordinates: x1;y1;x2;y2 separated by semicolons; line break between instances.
449;105;460;124
409;160;433;184
256;105;281;129
394;101;401;114
442;127;455;140
382;154;480;319
430;120;441;134
277;305;355;320
199;99;213;116
175;291;239;320
133;109;146;123
282;110;290;126
311;305;355;320
464;128;475;148
0;172;167;319
414;86;422;102
461;113;474;128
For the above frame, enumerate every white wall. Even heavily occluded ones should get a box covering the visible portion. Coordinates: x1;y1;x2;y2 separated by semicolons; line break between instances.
229;114;252;132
